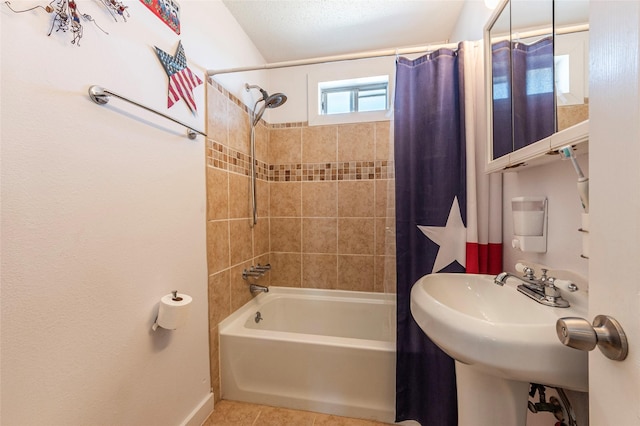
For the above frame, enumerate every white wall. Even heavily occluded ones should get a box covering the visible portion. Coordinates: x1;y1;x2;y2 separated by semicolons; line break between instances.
449;0;494;43
502;156;589;279
0;1;264;424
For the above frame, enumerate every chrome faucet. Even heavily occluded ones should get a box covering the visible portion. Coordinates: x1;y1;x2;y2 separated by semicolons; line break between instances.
249;284;269;294
242;267;263;280
494;265;569;308
253;263;271;273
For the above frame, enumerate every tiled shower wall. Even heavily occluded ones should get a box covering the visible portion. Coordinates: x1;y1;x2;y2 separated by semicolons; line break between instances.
205;81;396;400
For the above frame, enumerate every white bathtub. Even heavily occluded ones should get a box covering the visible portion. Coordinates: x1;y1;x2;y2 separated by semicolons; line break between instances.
219;287;396;423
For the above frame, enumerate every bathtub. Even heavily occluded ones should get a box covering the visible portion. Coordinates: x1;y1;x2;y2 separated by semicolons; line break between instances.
219;286;396;423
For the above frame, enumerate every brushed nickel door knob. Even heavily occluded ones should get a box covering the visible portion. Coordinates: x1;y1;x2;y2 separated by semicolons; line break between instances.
556;315;628;361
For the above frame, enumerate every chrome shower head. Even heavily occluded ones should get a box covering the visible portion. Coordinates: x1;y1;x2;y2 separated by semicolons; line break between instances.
245;83;287;125
264;92;287;108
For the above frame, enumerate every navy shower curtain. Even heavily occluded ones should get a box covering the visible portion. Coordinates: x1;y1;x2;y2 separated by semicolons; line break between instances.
394;47;466;426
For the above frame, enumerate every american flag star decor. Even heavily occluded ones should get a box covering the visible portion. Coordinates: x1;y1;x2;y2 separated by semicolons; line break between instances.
154;41;203;114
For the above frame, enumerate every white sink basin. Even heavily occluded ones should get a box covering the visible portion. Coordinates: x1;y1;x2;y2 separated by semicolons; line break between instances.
410;273;588;392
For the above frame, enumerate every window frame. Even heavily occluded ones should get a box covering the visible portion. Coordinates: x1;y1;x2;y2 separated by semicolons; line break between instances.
320;82;389;115
307;60;394;126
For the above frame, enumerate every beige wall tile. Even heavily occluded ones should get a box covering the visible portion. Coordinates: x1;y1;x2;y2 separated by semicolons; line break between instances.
254;122;269;162
270;218;301;252
375;120;392;161
230;261;254;311
229;219;253;266
302;181;337;217
269;128;302;164
302;125;337;163
375;179;394;219
254;218;270;258
208;270;230;327
228;102;250;154
206;167;229;221
270;182;301;217
375;217;394;256
228;173;250;219
302;218;337;253
206;84;228;145
338;218;375;255
337;255;375;292
338;181;375;218
337;122;375;161
207;220;229;274
269;252;301;287
302;254;337;289
256;178;270;221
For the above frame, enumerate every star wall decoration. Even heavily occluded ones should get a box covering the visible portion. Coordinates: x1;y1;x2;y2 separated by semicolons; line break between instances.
417;196;467;273
154;41;203;114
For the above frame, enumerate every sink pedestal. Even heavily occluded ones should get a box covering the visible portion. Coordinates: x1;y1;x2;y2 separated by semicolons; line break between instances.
456;362;529;426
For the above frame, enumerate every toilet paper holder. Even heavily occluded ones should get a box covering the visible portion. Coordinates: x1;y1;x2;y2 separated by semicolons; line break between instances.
151;290;192;331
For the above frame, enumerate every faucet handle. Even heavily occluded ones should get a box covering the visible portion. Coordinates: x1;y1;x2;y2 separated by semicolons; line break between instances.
515;262;535;279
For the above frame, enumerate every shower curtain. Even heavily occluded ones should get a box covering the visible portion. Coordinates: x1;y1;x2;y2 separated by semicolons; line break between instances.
394;41;502;426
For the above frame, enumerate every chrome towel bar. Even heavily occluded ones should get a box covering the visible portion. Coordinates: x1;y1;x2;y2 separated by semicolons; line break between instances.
88;85;207;140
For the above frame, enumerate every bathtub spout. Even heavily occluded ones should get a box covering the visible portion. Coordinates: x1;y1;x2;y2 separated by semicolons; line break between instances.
250;284;269;294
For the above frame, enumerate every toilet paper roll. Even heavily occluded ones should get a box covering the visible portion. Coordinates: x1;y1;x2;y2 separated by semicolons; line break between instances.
156;293;192;330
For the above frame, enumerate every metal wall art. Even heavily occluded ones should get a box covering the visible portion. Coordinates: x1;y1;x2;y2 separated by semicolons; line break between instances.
4;0;129;46
154;41;202;114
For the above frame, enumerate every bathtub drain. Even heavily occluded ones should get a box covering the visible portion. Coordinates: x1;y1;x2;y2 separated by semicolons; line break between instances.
255;311;263;323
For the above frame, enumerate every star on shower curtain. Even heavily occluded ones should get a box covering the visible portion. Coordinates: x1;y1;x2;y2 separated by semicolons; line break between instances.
394;41;502;426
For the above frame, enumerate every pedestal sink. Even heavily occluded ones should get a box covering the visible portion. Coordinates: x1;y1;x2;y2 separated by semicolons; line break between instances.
410;273;588;426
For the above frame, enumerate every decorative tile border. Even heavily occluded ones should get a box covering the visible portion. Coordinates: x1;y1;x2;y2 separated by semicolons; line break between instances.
207;141;270;180
207;140;393;181
205;82;394;181
270;161;394;181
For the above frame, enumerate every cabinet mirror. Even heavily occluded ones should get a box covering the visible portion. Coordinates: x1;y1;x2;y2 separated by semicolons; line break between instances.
485;0;589;167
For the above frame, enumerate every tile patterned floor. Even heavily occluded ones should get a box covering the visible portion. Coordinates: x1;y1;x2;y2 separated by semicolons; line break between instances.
202;400;394;426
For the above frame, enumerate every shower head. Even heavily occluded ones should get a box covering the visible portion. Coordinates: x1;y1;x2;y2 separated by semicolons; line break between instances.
245;83;287;125
264;92;287;109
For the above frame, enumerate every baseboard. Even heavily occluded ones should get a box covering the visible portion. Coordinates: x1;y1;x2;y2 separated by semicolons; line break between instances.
180;392;214;426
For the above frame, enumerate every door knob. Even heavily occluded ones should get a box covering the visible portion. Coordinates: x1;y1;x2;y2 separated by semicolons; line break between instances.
556;315;628;361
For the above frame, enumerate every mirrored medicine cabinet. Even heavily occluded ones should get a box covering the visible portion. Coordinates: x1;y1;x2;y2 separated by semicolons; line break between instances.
484;0;590;172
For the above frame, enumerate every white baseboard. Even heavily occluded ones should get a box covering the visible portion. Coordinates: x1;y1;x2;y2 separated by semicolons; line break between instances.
180;392;214;426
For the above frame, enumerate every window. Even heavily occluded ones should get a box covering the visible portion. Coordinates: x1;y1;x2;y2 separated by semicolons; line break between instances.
320;77;389;115
307;62;394;126
319;77;388;115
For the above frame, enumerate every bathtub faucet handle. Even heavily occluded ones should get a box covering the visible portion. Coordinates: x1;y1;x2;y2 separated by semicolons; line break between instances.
242;267;263;280
254;263;271;273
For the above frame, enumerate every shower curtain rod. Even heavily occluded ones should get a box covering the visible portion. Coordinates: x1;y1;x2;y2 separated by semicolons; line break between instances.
206;22;589;77
206;41;458;76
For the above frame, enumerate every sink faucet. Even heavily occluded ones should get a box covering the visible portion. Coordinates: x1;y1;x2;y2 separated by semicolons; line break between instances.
494;265;569;308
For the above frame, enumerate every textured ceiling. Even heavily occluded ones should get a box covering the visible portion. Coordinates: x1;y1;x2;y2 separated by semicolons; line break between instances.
222;0;466;63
